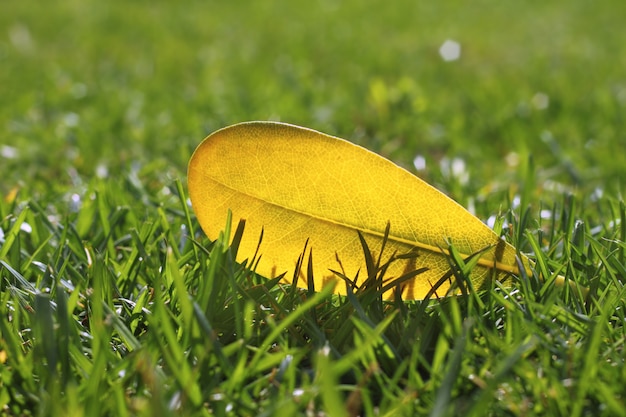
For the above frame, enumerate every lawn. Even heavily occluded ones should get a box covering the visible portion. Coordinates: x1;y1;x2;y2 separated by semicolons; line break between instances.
1;1;626;415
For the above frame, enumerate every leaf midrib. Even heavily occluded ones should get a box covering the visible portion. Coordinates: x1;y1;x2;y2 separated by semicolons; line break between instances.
207;175;520;274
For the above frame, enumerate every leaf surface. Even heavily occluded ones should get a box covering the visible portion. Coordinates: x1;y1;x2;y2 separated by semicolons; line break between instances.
188;122;531;300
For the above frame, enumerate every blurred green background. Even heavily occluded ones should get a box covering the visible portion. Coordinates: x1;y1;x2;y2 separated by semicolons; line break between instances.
3;3;626;415
2;0;625;200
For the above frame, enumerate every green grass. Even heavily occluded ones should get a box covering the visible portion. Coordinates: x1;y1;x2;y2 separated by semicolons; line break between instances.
1;0;626;415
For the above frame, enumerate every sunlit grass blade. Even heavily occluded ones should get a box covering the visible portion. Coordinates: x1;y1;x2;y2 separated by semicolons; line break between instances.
0;205;29;260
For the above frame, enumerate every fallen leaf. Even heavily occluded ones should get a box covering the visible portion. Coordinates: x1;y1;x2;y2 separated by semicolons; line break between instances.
188;121;532;300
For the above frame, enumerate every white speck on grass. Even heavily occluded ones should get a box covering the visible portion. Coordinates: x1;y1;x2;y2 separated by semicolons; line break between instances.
505;152;519;167
531;92;549;110
413;155;426;171
440;157;469;185
451;158;467;182
69;193;82;212
591;187;603;202
62;112;80;127
540;209;553;219
439;39;461;61
20;222;32;233
210;393;225;401
1;145;18;159
96;164;109;178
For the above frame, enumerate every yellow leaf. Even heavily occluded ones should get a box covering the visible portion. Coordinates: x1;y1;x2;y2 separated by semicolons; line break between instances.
188;121;532;300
